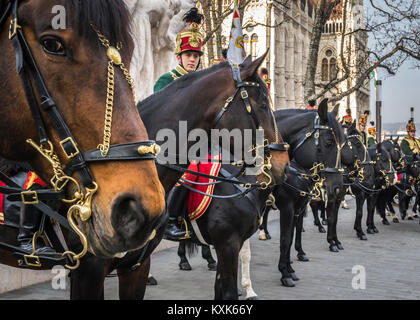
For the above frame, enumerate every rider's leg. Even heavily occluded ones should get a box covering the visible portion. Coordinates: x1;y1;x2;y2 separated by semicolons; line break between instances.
164;185;191;240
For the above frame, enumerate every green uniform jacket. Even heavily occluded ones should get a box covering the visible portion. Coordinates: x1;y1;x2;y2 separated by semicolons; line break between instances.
401;136;420;155
153;65;188;93
367;136;377;147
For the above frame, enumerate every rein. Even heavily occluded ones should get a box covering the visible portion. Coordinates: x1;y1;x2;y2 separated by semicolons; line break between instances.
159;62;289;198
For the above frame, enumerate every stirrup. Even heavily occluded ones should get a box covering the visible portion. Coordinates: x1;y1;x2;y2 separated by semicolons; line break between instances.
179;219;191;240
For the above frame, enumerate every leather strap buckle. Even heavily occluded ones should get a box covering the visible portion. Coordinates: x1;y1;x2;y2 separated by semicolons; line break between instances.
23;254;41;267
60;137;80;159
21;190;39;204
9;18;21;39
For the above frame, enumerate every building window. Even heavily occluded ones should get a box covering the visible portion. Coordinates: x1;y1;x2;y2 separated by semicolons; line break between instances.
322;58;328;81
321;51;337;82
300;0;306;12
250;33;258;59
330;58;337;80
243;34;249;54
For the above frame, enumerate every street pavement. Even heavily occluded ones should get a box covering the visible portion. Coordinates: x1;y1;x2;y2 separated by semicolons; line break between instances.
1;196;420;300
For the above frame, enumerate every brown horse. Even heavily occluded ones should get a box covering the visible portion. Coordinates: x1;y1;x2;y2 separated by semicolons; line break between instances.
0;0;165;268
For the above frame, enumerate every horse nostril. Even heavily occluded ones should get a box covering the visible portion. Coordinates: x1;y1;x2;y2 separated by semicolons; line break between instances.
111;195;147;244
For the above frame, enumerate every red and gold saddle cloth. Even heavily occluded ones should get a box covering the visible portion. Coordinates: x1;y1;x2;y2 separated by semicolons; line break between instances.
177;154;221;221
0;171;46;224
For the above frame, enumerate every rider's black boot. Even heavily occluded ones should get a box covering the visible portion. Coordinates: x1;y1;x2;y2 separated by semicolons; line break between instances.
17;204;57;255
164;186;191;241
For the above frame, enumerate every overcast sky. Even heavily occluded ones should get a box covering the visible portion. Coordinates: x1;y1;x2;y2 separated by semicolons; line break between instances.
369;62;420;124
365;1;420;124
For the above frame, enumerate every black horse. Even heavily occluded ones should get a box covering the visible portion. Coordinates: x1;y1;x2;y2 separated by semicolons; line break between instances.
137;55;290;300
267;101;345;287
376;154;420;224
345;122;395;240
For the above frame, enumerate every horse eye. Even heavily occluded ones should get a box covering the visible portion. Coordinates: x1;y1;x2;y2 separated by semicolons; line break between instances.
41;38;66;56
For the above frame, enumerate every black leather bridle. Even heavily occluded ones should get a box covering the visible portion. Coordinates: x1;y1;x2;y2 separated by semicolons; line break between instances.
0;0;158;199
211;63;289;157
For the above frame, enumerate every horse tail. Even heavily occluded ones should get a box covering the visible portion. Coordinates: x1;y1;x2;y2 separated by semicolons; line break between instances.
184;239;199;258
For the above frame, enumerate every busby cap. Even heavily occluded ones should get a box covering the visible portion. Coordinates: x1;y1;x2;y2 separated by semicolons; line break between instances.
358;114;368;125
368;127;376;135
175;8;204;56
407;120;416;132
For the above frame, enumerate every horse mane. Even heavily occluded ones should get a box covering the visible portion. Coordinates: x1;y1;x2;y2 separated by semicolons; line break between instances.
67;0;132;50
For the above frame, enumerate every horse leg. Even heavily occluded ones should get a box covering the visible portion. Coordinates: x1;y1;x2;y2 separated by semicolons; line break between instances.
354;192;367;240
377;193;390;225
295;210;309;261
311;201;326;233
117;257;150;300
213;241;240;300
399;192;407;220
278;202;296;287
366;195;379;233
70;255;106;300
331;198;344;250
320;202;328;225
326;198;342;251
202;245;217;271
258;207;271;240
239;239;259;300
178;241;192;270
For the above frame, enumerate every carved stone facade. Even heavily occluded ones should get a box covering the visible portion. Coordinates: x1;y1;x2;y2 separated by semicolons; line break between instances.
210;0;370;119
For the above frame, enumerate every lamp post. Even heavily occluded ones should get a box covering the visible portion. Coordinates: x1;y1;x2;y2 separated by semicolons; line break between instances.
376;80;382;142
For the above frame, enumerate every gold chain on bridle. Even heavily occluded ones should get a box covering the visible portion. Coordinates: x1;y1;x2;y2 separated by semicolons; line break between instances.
24;26;136;270
91;24;136;157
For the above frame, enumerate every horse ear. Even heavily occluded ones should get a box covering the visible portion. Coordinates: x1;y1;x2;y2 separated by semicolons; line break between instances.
317;98;328;122
240;49;269;79
394;136;399;144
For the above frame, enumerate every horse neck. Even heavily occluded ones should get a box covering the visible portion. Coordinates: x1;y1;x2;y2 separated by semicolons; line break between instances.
276;111;314;151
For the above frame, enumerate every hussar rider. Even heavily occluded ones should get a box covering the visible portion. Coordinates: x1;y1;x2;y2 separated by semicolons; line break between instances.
401;120;420;156
154;8;204;240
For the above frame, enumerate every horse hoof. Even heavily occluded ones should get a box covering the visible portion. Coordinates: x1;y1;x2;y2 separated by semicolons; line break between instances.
238;290;242;296
302;227;305;232
358;234;368;240
413;214;419;219
373;227;379;233
329;245;339;252
408;216;414;220
366;228;375;234
208;262;217;271
322;220;328;226
337;243;344;250
266;233;272;240
319;227;326;233
258;234;267;241
179;262;192;271
281;277;295;287
290;272;300;281
382;219;390;225
247;296;260;300
297;254;309;262
146;276;158;286
393;218;399;223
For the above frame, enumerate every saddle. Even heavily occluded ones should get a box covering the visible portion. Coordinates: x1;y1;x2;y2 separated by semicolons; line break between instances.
182;155;222;221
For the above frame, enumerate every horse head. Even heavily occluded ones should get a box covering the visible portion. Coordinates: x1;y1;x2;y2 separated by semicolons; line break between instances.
0;0;166;258
368;143;396;189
